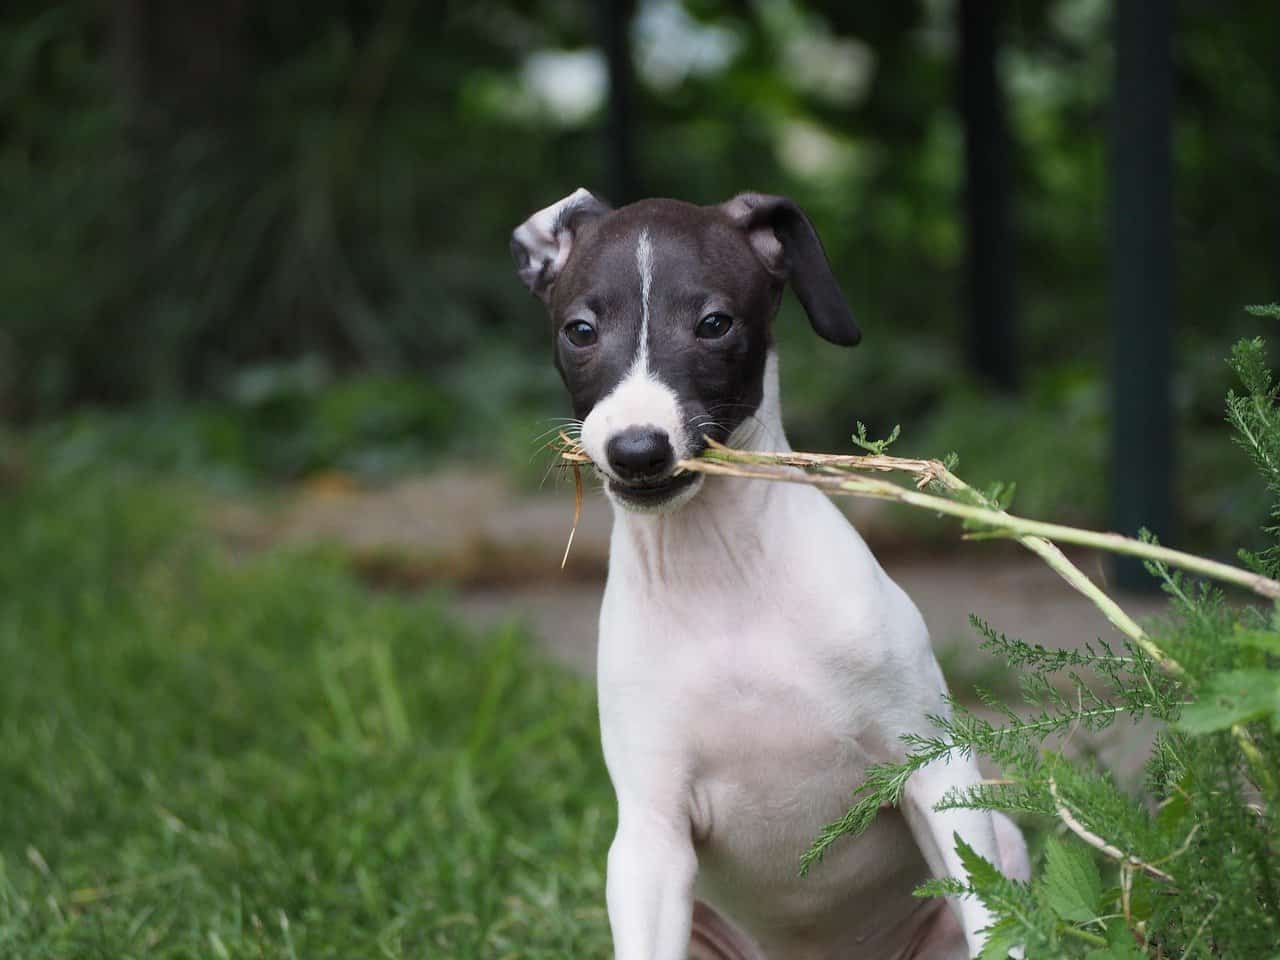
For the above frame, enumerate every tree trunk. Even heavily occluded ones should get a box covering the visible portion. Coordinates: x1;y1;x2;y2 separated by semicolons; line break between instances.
1109;0;1174;590
958;0;1019;392
597;0;640;204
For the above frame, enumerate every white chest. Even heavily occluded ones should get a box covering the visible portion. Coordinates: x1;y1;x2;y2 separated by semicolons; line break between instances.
593;479;947;952
598;579;936;951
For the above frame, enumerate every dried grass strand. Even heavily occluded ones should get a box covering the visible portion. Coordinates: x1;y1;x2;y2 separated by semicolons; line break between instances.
556;431;588;570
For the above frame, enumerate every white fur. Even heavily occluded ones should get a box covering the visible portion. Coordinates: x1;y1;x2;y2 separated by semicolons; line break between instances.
596;354;1029;959
634;230;655;375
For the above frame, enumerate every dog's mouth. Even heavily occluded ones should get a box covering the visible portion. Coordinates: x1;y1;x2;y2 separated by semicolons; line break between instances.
606;470;700;508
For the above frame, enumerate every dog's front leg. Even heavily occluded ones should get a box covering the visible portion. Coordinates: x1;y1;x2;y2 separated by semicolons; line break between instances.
606;806;697;960
901;756;1006;957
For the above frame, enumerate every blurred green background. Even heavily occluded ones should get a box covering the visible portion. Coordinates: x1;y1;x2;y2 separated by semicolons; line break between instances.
2;0;1276;542
3;3;1279;955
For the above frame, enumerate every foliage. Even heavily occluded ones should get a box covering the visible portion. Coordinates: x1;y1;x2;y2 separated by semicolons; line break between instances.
0;1;564;416
851;418;901;454
16;356;568;487
906;366;1106;524
22;370;449;486
1228;329;1280;579
0;464;614;957
3;1;1276;428
803;337;1280;958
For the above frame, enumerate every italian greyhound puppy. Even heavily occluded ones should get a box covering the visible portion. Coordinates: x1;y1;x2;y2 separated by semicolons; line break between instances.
512;190;1029;960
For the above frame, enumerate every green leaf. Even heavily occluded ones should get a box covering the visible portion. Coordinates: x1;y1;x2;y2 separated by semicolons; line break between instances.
1232;626;1280;654
1177;669;1280;734
977;918;1024;960
914;876;967;898
851;421;900;455
1042;836;1103;923
955;833;1005;891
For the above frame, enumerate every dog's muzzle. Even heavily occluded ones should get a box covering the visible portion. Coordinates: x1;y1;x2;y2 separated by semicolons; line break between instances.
604;426;700;509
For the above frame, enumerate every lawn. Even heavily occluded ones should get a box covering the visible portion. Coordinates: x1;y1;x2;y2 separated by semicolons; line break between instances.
0;465;614;958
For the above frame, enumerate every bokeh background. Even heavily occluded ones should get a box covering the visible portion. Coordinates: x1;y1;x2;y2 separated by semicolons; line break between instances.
1;1;1278;956
4;0;1277;543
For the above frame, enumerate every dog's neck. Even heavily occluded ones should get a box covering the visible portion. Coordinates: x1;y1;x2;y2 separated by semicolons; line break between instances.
608;353;796;588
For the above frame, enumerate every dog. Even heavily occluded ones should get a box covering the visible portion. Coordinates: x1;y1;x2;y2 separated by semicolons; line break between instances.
511;190;1029;960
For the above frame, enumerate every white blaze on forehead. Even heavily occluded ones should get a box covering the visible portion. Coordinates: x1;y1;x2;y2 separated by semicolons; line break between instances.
579;228;690;483
633;229;655;374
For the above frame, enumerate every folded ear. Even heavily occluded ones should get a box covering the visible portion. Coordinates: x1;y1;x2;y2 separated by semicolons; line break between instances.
511;188;611;303
720;192;861;346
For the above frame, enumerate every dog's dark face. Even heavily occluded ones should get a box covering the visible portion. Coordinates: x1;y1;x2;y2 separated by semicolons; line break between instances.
512;190;859;512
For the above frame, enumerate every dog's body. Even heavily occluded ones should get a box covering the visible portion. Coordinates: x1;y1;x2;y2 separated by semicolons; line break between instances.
512;191;1028;959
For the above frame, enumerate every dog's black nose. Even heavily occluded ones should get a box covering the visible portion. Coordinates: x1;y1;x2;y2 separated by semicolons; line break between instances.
606;427;674;481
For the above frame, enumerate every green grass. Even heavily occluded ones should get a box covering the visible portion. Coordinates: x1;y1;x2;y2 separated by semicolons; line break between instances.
0;467;614;958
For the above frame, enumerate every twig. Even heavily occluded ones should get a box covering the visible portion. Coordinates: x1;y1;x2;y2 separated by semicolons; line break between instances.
557;437;1278;677
1048;778;1174;883
1120;863;1134;925
557;435;1280;605
684;447;1280;603
1176;894;1222;960
1160;824;1202;868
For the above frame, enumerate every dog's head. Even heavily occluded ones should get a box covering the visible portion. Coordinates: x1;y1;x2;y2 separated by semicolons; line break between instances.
512;190;859;513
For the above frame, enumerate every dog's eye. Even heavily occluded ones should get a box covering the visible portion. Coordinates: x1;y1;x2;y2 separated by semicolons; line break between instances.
563;320;598;347
695;313;733;340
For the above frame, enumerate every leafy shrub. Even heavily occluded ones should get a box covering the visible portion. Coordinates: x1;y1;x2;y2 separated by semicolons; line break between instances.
21;364;459;485
802;334;1280;958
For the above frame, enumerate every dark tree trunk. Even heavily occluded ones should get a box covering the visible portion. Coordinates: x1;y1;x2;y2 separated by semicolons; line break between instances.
597;0;640;204
150;0;248;122
111;0;146;125
958;0;1019;392
111;0;248;125
1109;0;1174;590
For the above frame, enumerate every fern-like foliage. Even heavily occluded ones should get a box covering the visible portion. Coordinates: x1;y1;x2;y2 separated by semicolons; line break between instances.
805;330;1280;958
1226;334;1280;578
852;420;901;454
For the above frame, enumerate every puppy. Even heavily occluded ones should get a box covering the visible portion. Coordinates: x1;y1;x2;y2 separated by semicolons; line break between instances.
512;190;1029;960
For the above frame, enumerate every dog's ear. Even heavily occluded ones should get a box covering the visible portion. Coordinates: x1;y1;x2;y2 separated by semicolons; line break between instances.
511;188;611;303
720;192;860;346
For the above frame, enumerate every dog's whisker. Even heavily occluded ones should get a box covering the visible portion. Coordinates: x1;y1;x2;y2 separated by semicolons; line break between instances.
529;420;584;446
537;457;562;490
529;426;566;445
530;432;580;465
